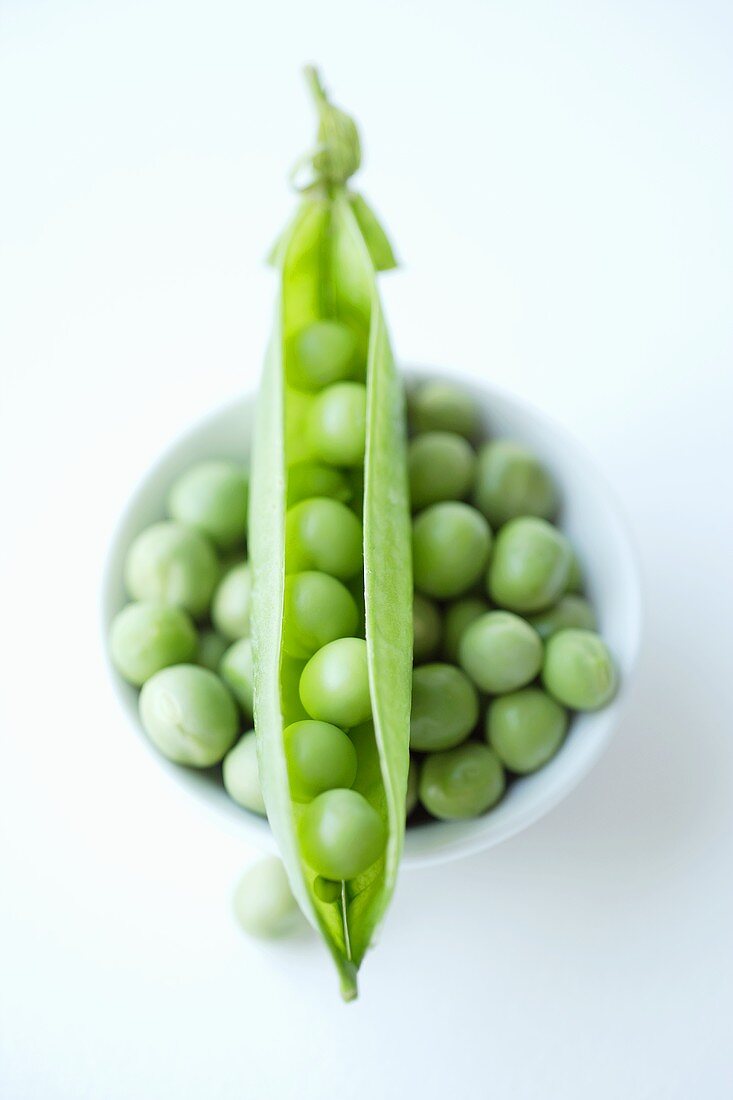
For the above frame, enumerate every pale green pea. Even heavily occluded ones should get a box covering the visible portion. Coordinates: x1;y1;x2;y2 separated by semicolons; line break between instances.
458;610;543;695
124;521;218;618
309;382;367;467
486;688;568;773
285;497;363;580
282;571;359;659
412;502;492;599
287;320;359;392
542;629;617;711
168;460;248;550
419;743;505;820
410;380;479;440
219;638;254;717
233;857;304;938
299;638;372;728
211;562;253;641
488;516;571;613
284;720;358;802
286;462;352;507
139;664;238;767
408;431;476;512
410;663;479;751
298;788;386;881
472;440;557;528
223;730;266;815
109;601;197;686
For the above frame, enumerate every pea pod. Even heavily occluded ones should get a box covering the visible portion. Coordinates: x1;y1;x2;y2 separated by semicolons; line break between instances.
249;69;411;1000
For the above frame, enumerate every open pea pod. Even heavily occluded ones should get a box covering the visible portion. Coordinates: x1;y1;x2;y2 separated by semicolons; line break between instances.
249;70;411;1000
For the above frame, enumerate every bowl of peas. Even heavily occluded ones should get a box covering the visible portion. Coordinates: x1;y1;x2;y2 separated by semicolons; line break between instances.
103;369;642;869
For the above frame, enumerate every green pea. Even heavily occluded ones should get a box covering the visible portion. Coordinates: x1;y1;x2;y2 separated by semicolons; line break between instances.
282;571;359;659
313;875;342;903
124;520;218;618
286;462;352;507
472;440;557;528
488;516;571;613
419;743;505;820
542;629;617;710
298;788;386;880
408;431;476;512
109;601;197;686
410;380;479;440
197;629;229;672
412;502;492;599
410;663;479;751
486;688;568;773
284;720;358;802
299;638;372;728
287;320;359;392
233;857;303;938
442;597;490;663
219;638;253;717
222;730;266;815
139;664;238;766
406;757;420;816
412;593;442;663
528;594;597;641
211;562;252;641
309;381;367;467
285;497;363;580
459;610;542;694
167;460;248;550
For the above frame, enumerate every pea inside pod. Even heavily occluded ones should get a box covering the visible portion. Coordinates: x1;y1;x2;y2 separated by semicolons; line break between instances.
249;68;411;1001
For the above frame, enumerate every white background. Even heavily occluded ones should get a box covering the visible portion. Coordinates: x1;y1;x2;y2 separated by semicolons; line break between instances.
1;1;732;1097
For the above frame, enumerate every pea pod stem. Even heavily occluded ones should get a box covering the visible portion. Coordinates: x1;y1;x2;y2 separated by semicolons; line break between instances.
295;65;362;194
340;881;352;962
304;64;328;109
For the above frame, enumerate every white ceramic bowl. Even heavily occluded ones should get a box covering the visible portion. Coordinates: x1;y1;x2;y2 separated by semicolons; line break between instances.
102;369;641;868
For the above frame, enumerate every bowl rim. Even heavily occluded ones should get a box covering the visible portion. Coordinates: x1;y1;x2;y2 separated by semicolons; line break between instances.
101;367;643;869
